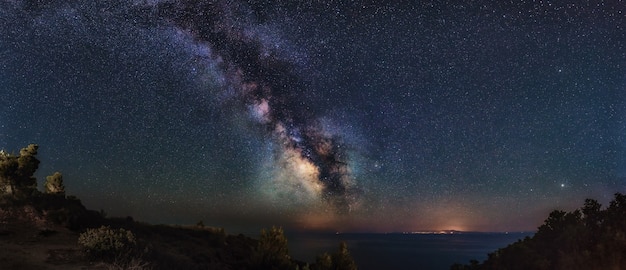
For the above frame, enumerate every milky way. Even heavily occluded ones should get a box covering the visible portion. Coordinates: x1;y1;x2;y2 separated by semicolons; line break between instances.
0;0;624;232
0;0;360;213
146;0;361;213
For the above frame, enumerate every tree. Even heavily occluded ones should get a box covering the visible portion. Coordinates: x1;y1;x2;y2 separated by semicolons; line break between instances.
332;241;357;270
257;226;292;269
312;253;332;270
311;242;357;270
0;144;40;196
607;193;626;229
454;193;626;270
581;199;603;229
45;171;65;195
16;144;39;196
0;149;19;194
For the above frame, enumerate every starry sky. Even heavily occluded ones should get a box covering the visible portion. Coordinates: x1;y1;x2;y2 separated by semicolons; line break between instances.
0;0;624;233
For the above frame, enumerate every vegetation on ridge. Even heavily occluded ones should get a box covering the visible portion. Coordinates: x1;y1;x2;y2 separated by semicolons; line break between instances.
0;144;358;269
452;193;626;270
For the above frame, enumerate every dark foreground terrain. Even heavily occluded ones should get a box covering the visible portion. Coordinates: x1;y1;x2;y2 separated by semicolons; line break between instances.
2;145;625;270
0;144;355;270
0;193;356;270
0;221;91;269
452;193;626;270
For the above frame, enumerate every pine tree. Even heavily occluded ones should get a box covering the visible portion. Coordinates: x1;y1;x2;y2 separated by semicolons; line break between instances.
332;242;357;270
16;144;40;196
257;226;293;269
0;144;40;196
0;149;18;194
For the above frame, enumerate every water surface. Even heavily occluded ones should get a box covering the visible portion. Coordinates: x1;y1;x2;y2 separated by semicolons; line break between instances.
287;232;532;270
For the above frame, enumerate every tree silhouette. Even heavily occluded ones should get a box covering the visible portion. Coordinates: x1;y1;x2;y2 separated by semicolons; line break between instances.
0;149;19;194
311;241;357;270
312;253;333;270
257;226;292;269
453;193;626;270
0;144;361;269
0;144;40;197
332;242;357;270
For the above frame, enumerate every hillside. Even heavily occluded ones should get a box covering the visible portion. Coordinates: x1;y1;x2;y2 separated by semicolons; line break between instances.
452;193;626;270
0;144;357;269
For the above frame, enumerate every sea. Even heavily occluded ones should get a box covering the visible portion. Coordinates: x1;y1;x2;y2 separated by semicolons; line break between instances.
286;232;533;270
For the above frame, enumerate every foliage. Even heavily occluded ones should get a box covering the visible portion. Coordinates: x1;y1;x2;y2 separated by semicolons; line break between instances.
0;149;18;191
452;193;626;270
311;241;357;270
0;144;40;197
78;226;138;262
45;171;65;195
312;253;333;270
254;227;357;270
332;242;357;270
0;143;357;270
256;226;293;269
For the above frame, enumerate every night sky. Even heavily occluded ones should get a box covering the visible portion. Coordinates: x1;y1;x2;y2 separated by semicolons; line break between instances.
0;0;624;233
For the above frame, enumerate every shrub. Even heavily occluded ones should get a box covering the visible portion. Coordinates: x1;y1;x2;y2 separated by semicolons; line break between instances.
44;172;65;195
78;226;137;261
256;226;293;269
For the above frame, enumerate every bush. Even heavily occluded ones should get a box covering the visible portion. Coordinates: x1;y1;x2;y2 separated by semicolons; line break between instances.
256;226;293;269
78;226;137;262
44;172;65;195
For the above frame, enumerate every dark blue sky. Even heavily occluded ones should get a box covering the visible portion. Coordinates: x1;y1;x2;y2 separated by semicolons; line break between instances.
0;0;624;232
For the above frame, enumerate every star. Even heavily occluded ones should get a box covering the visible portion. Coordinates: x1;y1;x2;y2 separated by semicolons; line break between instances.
0;0;622;233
